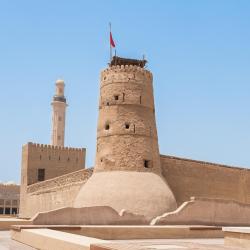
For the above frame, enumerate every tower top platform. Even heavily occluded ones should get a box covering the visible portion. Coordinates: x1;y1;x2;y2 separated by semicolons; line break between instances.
110;56;147;68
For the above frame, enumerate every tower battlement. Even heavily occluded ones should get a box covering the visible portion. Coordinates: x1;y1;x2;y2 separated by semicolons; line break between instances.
101;65;153;84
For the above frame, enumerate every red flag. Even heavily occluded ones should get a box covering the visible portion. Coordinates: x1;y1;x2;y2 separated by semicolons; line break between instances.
110;32;115;48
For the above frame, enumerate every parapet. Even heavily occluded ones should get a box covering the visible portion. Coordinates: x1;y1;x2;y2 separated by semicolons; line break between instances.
26;142;85;152
101;65;153;85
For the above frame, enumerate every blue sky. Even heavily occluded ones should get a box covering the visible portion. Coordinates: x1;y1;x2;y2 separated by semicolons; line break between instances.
0;1;250;182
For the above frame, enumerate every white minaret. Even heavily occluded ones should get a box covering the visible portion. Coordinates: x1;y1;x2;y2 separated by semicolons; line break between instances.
51;79;67;146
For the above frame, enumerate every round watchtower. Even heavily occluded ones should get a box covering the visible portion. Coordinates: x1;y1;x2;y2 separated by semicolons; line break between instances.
74;57;177;220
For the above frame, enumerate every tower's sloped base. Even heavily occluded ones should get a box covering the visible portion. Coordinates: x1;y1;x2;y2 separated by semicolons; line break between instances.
74;171;177;220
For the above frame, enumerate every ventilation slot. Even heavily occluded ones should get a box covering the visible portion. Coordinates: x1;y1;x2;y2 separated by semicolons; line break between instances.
125;123;130;129
144;160;152;169
105;124;110;130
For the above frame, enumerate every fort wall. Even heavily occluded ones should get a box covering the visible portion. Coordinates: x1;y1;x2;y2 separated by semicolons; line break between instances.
22;142;86;185
20;168;93;218
19;142;86;218
161;155;250;206
20;153;250;219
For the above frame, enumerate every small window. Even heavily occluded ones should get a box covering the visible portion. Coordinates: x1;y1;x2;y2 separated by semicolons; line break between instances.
57;135;61;140
49;156;51;160
76;158;78;163
59;156;60;161
58;116;62;121
122;93;125;102
0;207;3;214
139;96;142;104
125;123;130;129
107;102;110;106
144;160;151;169
67;157;70;162
105;124;110;130
114;95;119;100
12;208;17;215
38;169;45;181
5;208;10;215
40;155;42;160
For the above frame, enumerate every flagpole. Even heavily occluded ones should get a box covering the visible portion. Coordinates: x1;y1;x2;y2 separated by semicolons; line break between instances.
109;22;112;63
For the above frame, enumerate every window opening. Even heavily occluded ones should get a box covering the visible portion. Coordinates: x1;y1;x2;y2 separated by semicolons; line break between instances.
144;160;151;169
105;124;110;130
37;169;45;181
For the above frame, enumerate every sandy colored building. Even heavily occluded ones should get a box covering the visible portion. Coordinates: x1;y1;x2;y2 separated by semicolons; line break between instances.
18;57;250;226
0;183;20;215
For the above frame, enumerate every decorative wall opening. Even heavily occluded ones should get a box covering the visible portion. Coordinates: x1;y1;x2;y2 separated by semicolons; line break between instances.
114;95;119;100
105;123;110;130
144;160;152;168
38;168;45;182
125;123;130;129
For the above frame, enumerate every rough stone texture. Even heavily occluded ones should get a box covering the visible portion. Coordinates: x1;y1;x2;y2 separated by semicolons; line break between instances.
31;206;148;225
161;155;250;206
151;197;250;226
74;64;177;220
95;65;161;174
19;169;92;218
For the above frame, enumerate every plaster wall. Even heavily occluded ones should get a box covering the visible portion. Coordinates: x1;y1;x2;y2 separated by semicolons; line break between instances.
22;142;86;186
161;155;250;206
20;168;92;218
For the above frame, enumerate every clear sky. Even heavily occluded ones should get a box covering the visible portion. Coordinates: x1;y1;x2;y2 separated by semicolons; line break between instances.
0;1;250;183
